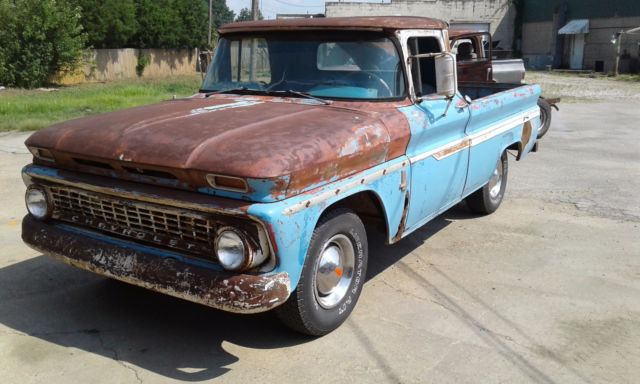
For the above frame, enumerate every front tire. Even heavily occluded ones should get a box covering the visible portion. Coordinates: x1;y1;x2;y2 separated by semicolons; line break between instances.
466;151;508;215
276;208;368;336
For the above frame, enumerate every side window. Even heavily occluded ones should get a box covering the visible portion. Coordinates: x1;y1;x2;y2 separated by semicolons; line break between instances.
451;35;491;61
408;36;441;96
229;38;271;84
452;38;479;62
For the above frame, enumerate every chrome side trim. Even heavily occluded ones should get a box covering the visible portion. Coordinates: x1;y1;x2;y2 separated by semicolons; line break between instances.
283;160;409;215
409;106;540;164
409;137;467;163
468;106;540;146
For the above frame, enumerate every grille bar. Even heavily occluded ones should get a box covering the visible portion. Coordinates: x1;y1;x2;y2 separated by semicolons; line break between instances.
48;186;216;256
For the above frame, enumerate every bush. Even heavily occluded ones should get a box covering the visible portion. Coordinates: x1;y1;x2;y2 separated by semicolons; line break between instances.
0;0;86;88
136;53;149;77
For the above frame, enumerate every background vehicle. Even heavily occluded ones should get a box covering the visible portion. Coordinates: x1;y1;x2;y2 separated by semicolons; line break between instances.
450;29;560;138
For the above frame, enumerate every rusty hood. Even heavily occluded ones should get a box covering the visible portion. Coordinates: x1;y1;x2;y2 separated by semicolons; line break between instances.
25;95;410;201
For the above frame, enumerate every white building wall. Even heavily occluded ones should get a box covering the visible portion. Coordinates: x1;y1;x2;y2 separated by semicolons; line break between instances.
325;0;515;49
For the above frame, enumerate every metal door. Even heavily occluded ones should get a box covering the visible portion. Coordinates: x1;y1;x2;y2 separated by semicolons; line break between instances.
570;34;585;70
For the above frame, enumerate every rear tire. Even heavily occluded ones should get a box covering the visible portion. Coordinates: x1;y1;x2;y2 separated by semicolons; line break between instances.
466;152;508;215
276;208;368;336
537;98;552;139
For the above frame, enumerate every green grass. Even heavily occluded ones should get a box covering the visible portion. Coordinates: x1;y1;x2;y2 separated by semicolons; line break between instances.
0;75;202;131
615;74;640;82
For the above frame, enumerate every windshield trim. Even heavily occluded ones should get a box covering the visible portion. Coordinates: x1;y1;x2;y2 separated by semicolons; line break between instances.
202;31;410;103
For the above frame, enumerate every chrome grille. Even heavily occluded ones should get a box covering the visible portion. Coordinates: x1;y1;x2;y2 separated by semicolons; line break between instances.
48;186;215;255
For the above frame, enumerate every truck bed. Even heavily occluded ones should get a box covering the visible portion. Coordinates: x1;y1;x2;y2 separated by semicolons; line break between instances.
459;82;530;100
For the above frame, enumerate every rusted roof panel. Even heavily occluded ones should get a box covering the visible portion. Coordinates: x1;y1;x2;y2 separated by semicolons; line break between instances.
219;16;448;34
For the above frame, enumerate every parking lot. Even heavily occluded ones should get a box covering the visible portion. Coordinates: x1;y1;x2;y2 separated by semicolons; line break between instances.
1;99;638;383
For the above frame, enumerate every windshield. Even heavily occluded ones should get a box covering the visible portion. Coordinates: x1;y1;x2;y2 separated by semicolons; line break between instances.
202;32;406;100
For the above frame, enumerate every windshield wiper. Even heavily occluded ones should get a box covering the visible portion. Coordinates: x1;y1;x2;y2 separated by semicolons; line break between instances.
276;90;332;105
203;87;248;98
203;87;331;105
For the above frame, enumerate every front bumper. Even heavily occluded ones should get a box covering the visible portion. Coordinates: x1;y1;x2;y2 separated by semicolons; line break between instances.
22;215;291;313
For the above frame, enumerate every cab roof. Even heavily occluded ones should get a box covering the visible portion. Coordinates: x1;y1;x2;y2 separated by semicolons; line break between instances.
219;16;448;34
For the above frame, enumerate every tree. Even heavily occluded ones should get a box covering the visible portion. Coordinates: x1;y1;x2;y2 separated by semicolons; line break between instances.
211;0;236;29
133;0;181;48
175;0;209;49
71;0;137;48
0;0;86;88
235;7;263;22
132;0;233;49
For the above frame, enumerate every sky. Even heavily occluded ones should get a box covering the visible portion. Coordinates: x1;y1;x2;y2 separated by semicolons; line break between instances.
226;0;390;20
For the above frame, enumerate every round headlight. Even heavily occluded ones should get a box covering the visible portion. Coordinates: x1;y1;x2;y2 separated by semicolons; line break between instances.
25;186;50;220
216;230;246;271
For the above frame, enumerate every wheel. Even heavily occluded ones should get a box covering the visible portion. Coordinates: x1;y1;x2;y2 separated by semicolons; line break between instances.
537;98;552;139
276;208;368;336
466;152;508;215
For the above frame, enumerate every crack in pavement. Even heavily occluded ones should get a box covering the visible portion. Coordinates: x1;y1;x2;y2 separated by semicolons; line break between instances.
94;331;143;384
0;328;143;383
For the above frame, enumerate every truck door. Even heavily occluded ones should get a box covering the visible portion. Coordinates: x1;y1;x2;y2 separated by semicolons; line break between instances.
401;36;471;231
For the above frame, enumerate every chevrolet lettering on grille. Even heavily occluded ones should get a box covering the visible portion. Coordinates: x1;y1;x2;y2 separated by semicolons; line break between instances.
63;212;204;254
48;186;216;257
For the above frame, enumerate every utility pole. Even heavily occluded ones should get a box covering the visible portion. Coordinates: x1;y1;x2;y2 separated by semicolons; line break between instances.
249;0;259;81
252;0;259;20
208;0;213;48
614;31;622;77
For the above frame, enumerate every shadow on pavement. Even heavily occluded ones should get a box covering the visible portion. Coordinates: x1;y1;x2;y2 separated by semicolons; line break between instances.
0;203;476;381
366;202;475;281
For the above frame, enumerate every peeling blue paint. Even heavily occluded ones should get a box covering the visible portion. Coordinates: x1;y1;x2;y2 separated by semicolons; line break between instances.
247;157;408;288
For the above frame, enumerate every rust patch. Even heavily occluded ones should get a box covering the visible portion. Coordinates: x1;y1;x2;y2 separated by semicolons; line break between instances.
433;139;471;161
392;191;410;243
22;216;290;313
518;121;533;161
219;16;448;34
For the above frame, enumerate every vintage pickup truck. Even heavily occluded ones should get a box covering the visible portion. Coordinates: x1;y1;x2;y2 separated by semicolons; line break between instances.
22;17;543;336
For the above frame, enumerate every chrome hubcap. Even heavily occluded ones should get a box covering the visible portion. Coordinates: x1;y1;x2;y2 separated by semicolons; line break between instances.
488;158;503;199
538;107;547;134
315;234;355;309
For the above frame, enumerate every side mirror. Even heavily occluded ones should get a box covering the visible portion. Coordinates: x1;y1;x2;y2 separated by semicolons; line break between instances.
435;53;457;98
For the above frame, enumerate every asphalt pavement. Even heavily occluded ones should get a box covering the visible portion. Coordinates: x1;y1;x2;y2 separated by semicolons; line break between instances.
0;102;638;383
